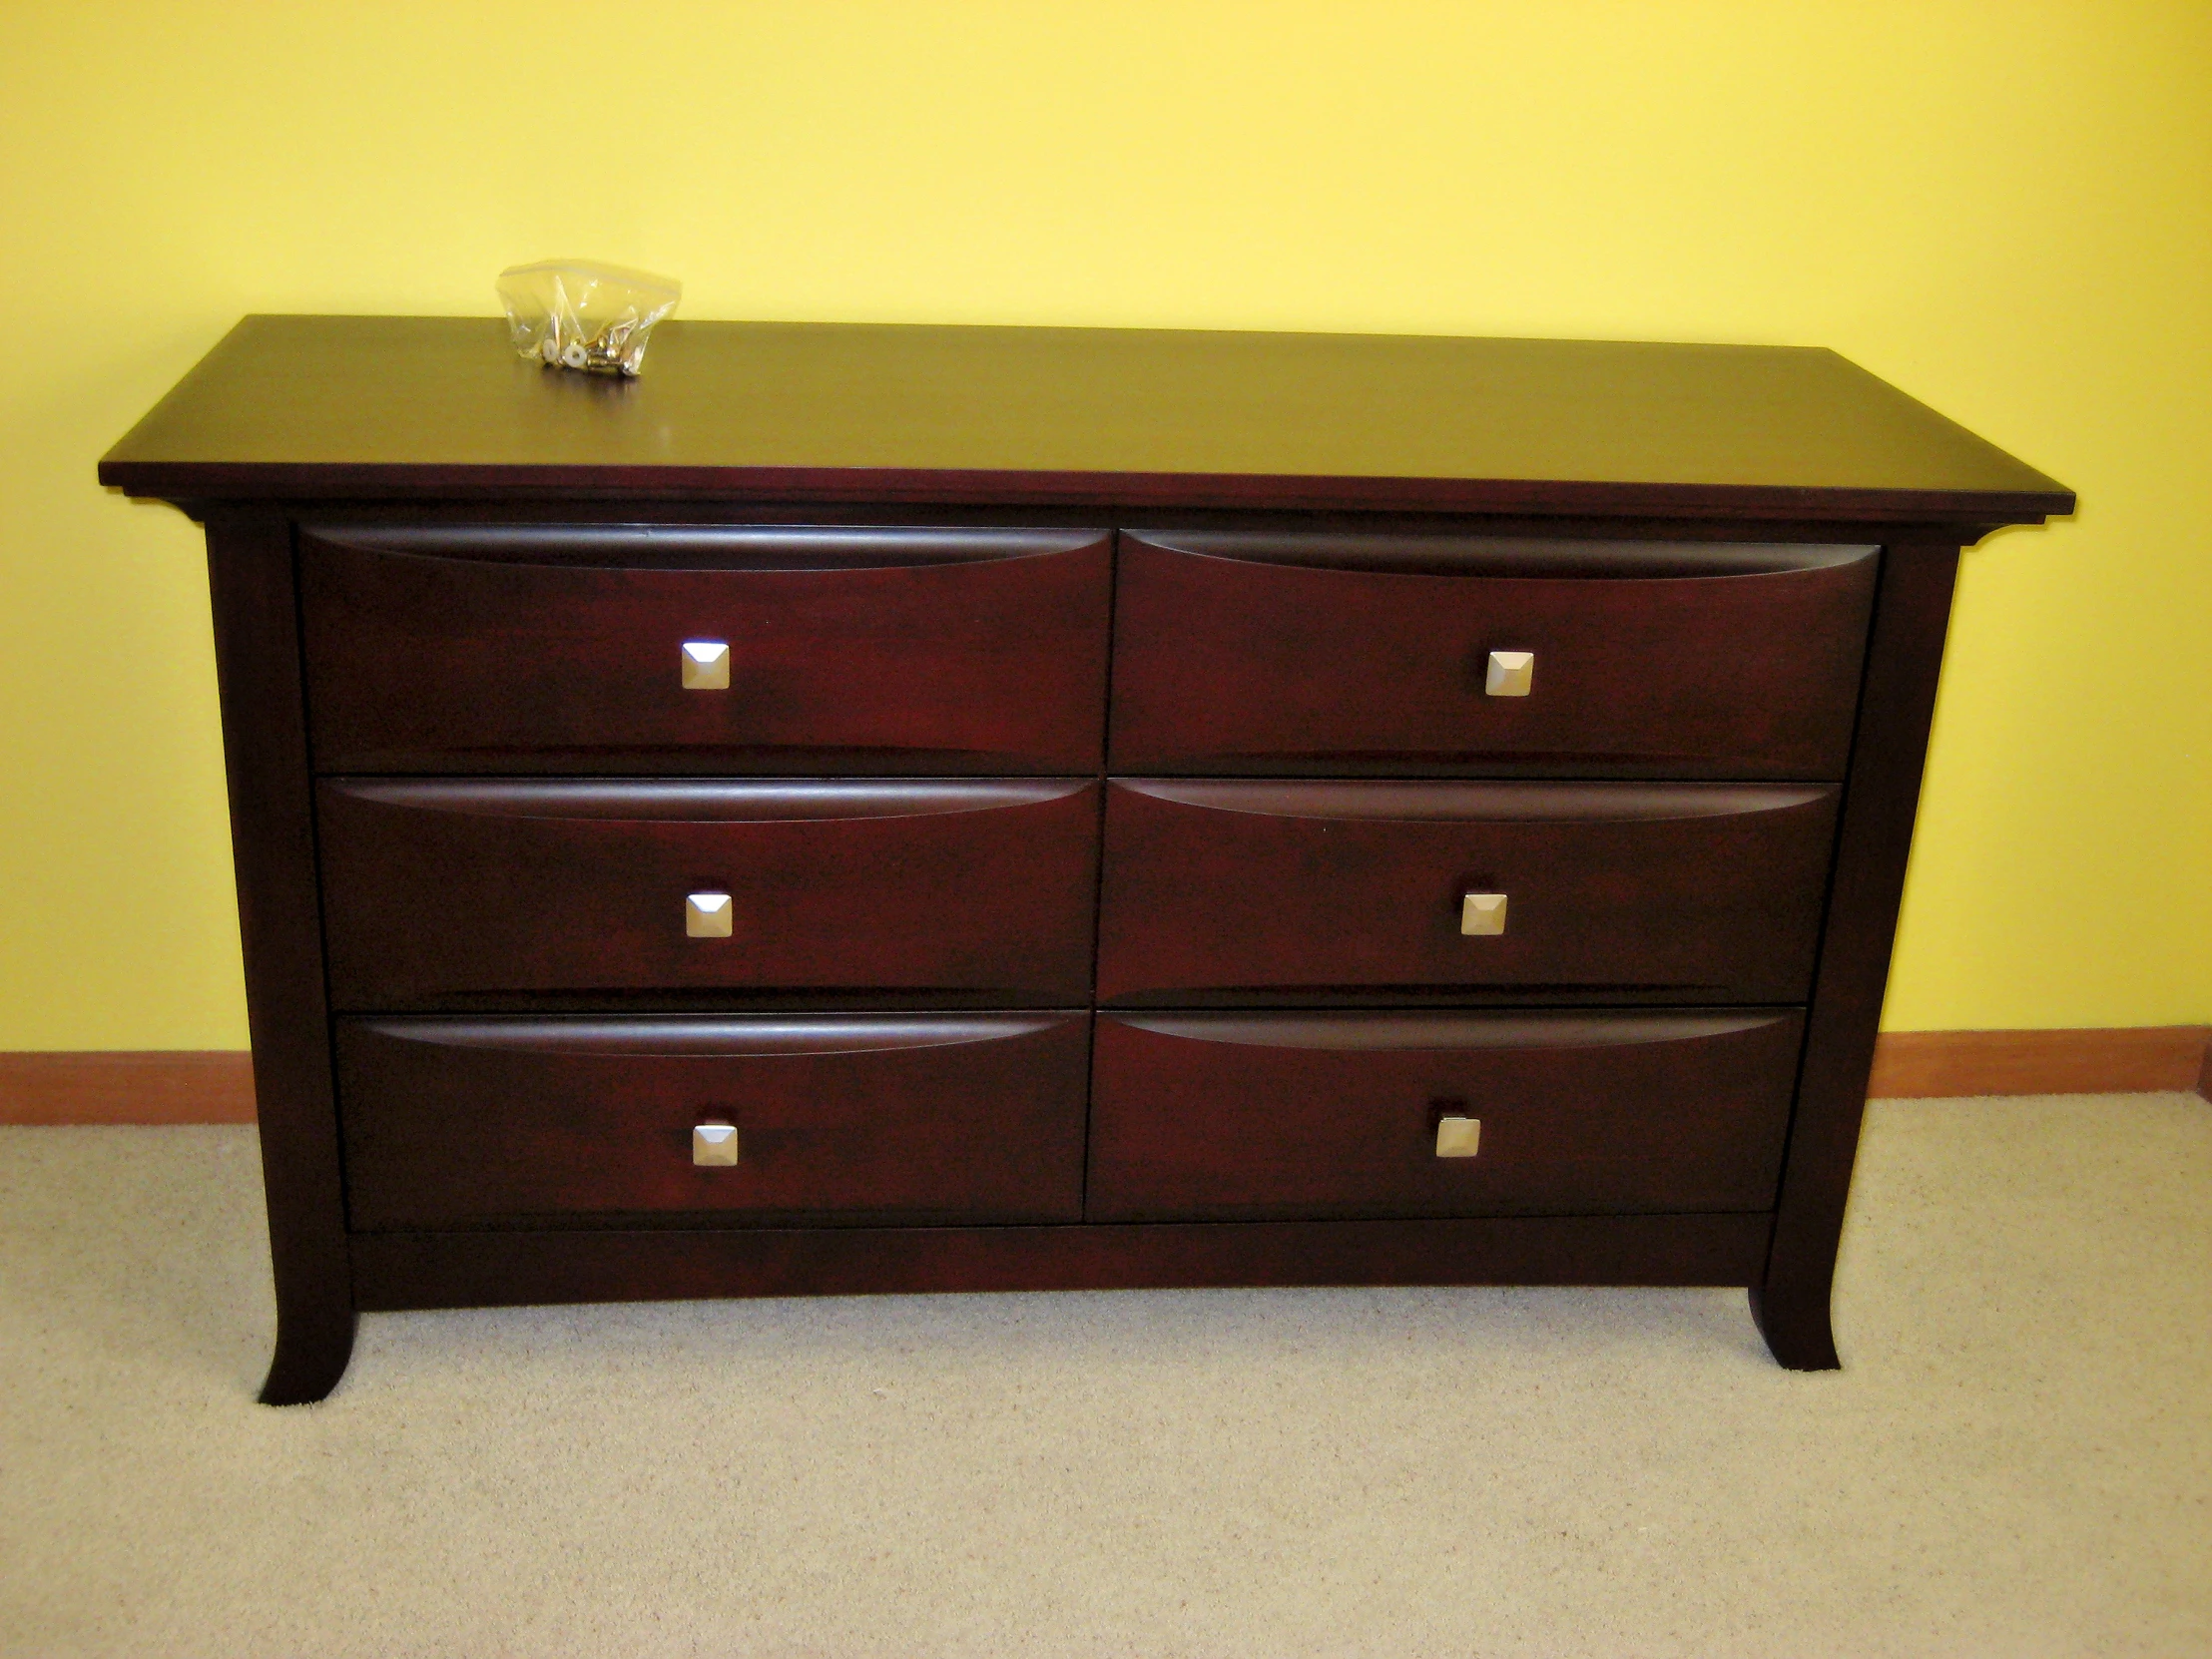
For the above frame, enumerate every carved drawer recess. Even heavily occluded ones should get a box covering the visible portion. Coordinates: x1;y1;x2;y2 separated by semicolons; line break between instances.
1096;780;1839;1003
1108;532;1877;777
339;1014;1092;1230
317;779;1101;1006
300;525;1114;775
1088;1010;1804;1221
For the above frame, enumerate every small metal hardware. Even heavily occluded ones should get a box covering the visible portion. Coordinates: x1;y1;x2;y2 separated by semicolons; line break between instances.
1435;1116;1482;1158
1460;892;1508;935
686;891;734;937
682;640;731;690
693;1121;740;1167
1485;650;1534;697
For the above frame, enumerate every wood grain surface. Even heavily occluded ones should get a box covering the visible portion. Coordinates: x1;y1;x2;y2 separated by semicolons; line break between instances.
101;317;2073;523
1087;1010;1803;1221
1096;780;1839;1003
201;511;358;1404
300;525;1112;774
316;779;1101;1006
1109;532;1876;776
0;1052;256;1124
338;1014;1091;1230
350;1212;1777;1310
1869;1026;2212;1097
1754;540;1962;1371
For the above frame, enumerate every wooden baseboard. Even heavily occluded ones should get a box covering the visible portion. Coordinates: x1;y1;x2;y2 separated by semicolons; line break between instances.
0;1051;257;1124
1;1030;2206;1124
1869;1026;2212;1099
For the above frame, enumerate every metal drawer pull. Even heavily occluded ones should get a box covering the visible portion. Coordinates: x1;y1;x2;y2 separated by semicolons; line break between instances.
681;640;731;690
1460;891;1508;935
693;1121;740;1167
1485;650;1534;697
686;891;734;937
1435;1116;1482;1158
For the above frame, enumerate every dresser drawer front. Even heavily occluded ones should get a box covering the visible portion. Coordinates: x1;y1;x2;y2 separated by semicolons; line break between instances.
1108;533;1877;776
1096;780;1838;1002
318;780;1099;1005
339;1014;1089;1229
1089;1010;1801;1221
299;526;1112;773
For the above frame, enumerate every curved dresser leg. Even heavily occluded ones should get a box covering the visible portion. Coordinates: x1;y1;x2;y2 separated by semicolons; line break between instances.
1756;543;1963;1380
205;513;361;1410
259;1303;359;1405
1749;1279;1839;1372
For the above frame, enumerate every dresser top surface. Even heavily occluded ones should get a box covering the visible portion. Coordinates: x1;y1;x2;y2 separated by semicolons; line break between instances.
101;315;2071;524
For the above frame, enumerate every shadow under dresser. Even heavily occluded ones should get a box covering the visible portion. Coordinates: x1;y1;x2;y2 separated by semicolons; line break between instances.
100;317;2072;1402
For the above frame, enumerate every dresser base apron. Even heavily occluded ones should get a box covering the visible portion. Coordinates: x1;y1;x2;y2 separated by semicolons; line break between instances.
350;1213;1774;1310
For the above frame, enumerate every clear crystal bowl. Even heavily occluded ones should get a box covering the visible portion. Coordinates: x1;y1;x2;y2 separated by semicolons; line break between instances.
496;259;682;377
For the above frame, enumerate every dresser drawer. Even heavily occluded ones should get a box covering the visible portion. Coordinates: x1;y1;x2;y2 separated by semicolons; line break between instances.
1096;780;1837;1002
318;780;1099;1006
1108;532;1877;776
1088;1010;1801;1220
299;525;1113;773
339;1014;1090;1230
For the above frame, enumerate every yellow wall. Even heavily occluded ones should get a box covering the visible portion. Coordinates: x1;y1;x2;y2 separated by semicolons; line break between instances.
2;1;2206;1048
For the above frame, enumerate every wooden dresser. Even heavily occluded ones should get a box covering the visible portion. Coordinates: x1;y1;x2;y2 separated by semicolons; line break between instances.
102;317;2071;1403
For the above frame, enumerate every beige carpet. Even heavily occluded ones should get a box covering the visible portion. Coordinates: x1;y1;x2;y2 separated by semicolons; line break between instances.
2;1095;2207;1657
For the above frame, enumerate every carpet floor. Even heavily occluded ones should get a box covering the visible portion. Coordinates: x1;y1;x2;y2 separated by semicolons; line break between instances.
1;1094;2207;1657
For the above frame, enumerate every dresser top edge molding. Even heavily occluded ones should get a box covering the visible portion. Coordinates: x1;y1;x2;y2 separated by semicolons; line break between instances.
99;316;2073;529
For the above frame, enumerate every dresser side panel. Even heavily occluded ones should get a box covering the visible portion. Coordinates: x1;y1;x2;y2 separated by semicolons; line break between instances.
1758;540;1961;1369
203;509;356;1402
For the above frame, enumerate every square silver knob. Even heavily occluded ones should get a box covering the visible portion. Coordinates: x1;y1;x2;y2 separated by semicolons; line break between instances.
1435;1116;1482;1158
682;640;731;690
686;891;734;937
1461;892;1507;935
1485;650;1534;697
693;1121;740;1167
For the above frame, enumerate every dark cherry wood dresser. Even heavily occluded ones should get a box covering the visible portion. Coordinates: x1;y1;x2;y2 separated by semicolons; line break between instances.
101;317;2071;1402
